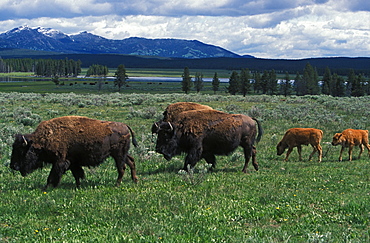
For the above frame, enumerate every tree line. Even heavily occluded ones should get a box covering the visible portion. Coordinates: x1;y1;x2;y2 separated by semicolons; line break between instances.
81;63;128;92
181;63;370;97
1;57;369;97
0;58;82;77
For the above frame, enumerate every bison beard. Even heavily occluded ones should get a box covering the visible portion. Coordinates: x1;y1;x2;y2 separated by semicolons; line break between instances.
10;116;138;190
152;109;262;173
11;135;43;176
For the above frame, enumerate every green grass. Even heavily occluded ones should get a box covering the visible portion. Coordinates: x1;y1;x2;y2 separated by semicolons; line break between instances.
0;80;231;94
0;68;232;78
0;69;232;94
1;93;370;242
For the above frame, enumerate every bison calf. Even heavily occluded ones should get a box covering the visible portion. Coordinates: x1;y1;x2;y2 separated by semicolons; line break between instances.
331;129;370;161
10;116;138;190
277;128;323;162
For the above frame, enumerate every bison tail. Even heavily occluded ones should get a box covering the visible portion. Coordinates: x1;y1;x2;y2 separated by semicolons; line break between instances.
253;118;263;144
127;125;138;147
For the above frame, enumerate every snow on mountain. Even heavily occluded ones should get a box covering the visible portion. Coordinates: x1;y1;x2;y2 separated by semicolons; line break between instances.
36;27;67;39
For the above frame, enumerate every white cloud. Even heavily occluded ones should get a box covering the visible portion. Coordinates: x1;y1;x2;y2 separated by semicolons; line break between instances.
0;0;112;19
0;0;369;58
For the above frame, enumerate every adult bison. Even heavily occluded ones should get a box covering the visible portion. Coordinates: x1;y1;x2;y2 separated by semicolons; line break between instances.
331;129;370;161
10;116;138;190
277;128;323;162
161;102;213;122
152;109;263;173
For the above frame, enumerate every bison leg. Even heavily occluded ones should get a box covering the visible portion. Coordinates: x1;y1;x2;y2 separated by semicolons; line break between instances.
202;153;216;169
348;144;354;161
126;155;138;183
297;145;303;161
252;146;258;171
113;154;138;186
284;147;294;161
70;165;85;188
44;160;70;190
357;144;364;160
241;145;255;173
338;146;345;161
364;143;370;158
317;144;322;162
183;147;202;171
309;144;322;162
113;157;126;186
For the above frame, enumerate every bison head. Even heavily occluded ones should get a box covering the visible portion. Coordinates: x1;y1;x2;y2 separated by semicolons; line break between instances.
153;121;179;161
276;141;287;155
331;133;344;146
151;121;161;134
10;134;43;176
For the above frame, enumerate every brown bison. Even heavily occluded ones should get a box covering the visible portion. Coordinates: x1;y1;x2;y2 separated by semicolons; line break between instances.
10;116;138;190
277;128;323;162
162;102;213;122
331;129;370;161
152;109;263;173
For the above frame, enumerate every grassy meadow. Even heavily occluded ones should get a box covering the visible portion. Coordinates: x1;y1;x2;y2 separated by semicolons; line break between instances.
0;91;370;242
0;69;232;94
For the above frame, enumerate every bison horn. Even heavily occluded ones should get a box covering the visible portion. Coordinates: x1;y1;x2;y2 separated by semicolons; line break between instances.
22;135;28;146
151;122;160;134
168;122;173;131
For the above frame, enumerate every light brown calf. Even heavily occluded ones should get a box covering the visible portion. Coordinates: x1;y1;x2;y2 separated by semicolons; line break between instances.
331;129;370;161
277;128;323;162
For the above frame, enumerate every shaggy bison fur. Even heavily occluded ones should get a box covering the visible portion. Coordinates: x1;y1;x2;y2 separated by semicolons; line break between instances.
10;116;138;190
152;109;263;173
162;102;213;122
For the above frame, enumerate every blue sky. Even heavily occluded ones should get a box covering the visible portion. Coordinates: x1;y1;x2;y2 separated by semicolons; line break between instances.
0;0;369;59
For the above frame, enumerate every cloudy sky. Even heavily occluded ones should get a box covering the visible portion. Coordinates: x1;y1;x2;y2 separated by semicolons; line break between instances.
0;0;369;59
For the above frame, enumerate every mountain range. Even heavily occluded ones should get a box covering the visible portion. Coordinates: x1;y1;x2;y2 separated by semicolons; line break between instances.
0;26;248;59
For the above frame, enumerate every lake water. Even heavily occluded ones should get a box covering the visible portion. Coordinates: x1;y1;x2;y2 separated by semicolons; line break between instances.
0;76;229;83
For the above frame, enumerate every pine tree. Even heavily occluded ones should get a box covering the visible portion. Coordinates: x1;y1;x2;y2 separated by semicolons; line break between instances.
260;70;269;94
252;72;262;93
0;58;4;72
212;72;220;94
332;73;345;97
280;72;292;96
302;63;320;95
181;67;192;94
114;64;128;92
194;72;204;93
352;74;365;97
294;72;304;95
321;66;332;95
240;68;251;97
267;69;277;95
346;69;356;96
227;71;240;95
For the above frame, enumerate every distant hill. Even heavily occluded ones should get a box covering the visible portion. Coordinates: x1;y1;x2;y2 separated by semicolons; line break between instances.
0;26;244;59
0;26;369;75
2;51;369;76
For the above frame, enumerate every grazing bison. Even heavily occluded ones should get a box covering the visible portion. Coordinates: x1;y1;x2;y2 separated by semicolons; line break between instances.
277;128;323;162
331;129;370;161
152;109;263;173
10;116;138;190
162;102;213;122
